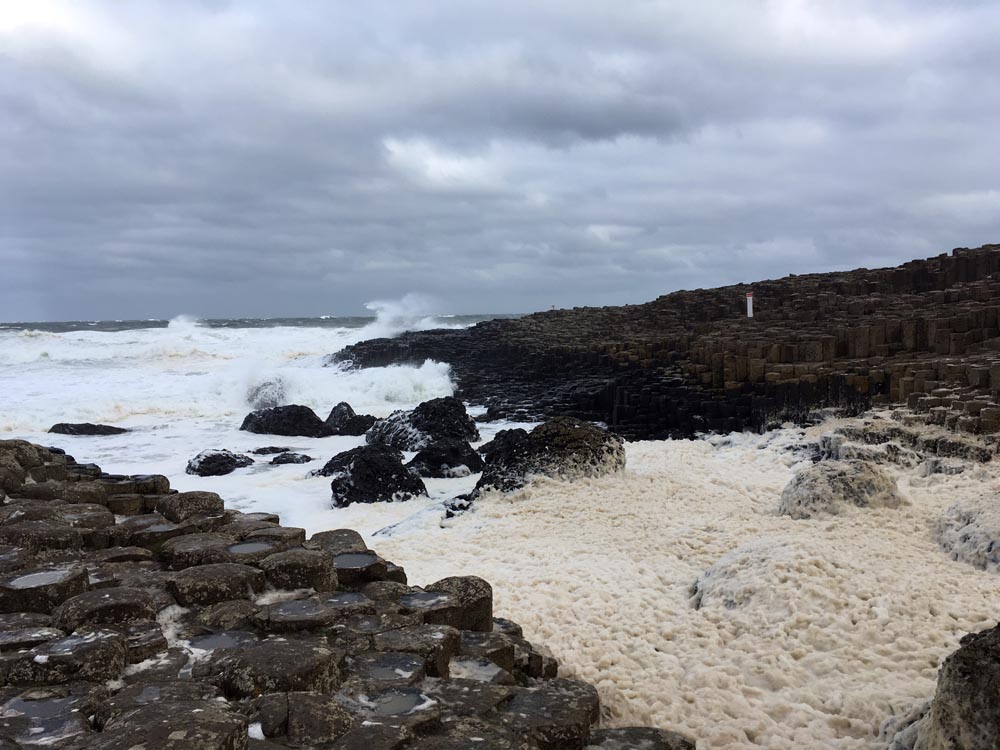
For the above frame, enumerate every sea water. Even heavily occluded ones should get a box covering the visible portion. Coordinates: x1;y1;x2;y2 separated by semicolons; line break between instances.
3;306;1000;748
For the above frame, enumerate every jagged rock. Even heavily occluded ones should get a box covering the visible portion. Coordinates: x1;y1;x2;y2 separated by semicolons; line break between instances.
366;397;480;451
195;638;343;698
255;691;355;744
89;697;248;750
477;417;625;494
373;624;460;678
314;445;427;507
424;577;493;632
778;460;905;519
934;495;1000;572
167;563;265;606
186;450;254;477
912;624;1000;750
270;452;313;465
326;402;378;436
48;423;128;436
587;727;697;749
240;405;331;438
52;587;156;631
259;548;337;591
248;377;287;410
406;439;485;478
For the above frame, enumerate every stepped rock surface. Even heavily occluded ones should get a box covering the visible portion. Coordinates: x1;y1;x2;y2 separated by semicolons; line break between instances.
333;244;1000;439
0;438;693;748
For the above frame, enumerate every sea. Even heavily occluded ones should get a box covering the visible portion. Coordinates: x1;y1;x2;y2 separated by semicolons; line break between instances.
2;304;999;749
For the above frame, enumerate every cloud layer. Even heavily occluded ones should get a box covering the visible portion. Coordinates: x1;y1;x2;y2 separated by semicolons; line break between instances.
2;0;998;320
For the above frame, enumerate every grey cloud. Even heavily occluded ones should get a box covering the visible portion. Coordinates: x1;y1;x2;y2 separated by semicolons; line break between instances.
1;0;998;321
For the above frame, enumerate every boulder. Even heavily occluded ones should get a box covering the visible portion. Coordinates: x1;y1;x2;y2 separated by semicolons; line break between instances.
167;563;265;606
314;445;427;507
406;439;485;478
156;491;225;523
477;417;625;494
912;624;1000;749
778;460;905;519
366;396;479;451
270;452;313;465
48;423;128;436
934;495;1000;572
52;588;156;631
499;678;600;749
186;450;254;477
240;405;331;438
326;402;378;436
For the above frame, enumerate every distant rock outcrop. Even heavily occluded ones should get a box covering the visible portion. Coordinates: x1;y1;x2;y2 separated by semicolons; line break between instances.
49;423;128;436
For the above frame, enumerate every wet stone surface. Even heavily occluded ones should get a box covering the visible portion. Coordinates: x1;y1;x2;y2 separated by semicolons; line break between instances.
0;439;696;749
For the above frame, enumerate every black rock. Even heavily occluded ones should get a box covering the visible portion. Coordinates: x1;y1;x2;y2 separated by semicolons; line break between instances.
270;452;313;465
240;405;331;438
326;402;378;436
252;446;293;455
186;450;254;477
406;439;485;478
313;445;427;507
48;423;128;436
477;428;528;457
366;397;479;451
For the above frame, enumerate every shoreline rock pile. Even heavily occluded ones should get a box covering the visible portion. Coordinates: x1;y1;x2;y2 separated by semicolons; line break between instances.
0;438;691;749
333;243;1000;440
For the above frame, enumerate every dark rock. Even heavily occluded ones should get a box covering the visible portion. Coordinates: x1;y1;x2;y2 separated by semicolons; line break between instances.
586;727;696;750
156;491;226;523
346;686;441;732
186;450;254;477
0;625;64;651
373;624;460;678
159;533;234;569
334;552;389;587
0;683;105;747
94;680;224;728
366;396;479;451
168;563;265;606
276;691;355;745
330;723;413;750
477;417;625;494
196;600;260;631
326;402;378;436
48;423;128;436
459;631;517;672
407;439;485;478
240;405;331;438
5;627;128;684
307;528;367;555
0;521;83;551
425;576;493;632
252;446;292;455
255;599;347;632
195;638;343;698
344;651;426;690
269;452;313;465
120;619;168;663
421;678;518;721
499;678;600;750
52;587;156;631
315;445;427;507
259;548;337;591
408;718;534;750
88;697;248;750
0;565;89;614
913;623;1000;749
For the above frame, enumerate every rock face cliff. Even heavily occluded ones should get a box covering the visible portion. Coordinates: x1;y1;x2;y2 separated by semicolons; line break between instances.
333;244;1000;439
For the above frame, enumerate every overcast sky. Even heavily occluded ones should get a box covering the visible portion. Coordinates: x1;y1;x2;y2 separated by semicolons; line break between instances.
1;1;998;321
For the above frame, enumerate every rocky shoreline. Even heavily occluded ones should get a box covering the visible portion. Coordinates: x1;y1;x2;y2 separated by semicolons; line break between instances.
333;244;1000;441
0;438;694;749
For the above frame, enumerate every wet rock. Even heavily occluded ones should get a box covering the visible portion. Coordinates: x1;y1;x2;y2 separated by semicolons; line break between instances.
159;533;235;569
256;691;355;745
406;439;485;478
330;723;413;750
91;546;155;564
168;563;265;606
48;423;128;436
0;565;89;614
778;460;904;519
347;687;441;732
374;624;460;678
52;587;156;631
195;638;343;698
334;552;389;587
586;727;696;750
5;627;128;684
459;631;517;672
307;528;367;555
315;445;427;507
156;491;226;523
477;417;625;494
326;402;378;436
259;548;337;591
240;405;331;438
421;678;517;721
425;576;493;632
0;625;64;651
186;450;254;477
0;683;105;747
244;525;306;549
362;580;410;601
270;452;313;465
94;680;224;728
255;599;347;632
499;678;600;750
0;521;83;551
318;592;377;620
408;718;535;750
493;617;524;638
90;698;248;750
344;651;426;690
449;657;517;685
366;396;479;451
225;539;282;565
120;619;168;663
195;600;260;631
933;495;1000;572
252;446;292;455
912;624;1000;749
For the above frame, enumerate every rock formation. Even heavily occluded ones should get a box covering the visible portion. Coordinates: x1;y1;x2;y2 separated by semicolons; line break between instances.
333;244;1000;440
777;460;904;519
366;396;480;451
0;438;693;749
